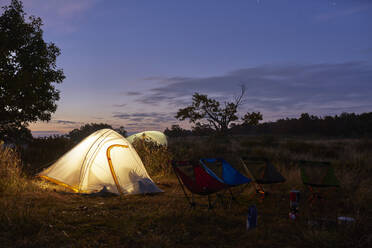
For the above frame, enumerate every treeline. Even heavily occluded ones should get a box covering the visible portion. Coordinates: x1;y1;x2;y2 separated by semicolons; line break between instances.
165;112;372;138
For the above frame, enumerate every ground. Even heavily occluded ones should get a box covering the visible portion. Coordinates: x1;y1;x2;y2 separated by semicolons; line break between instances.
1;136;371;247
1;175;370;248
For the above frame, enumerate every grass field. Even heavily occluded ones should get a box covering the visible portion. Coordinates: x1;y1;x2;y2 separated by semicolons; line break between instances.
1;136;371;247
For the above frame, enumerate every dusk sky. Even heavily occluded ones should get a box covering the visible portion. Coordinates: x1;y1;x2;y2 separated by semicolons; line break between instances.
2;0;372;136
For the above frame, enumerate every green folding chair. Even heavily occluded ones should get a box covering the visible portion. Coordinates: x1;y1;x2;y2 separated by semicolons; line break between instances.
240;157;286;200
299;160;340;205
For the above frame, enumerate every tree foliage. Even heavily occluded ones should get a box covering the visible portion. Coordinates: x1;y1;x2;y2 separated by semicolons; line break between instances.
242;112;263;126
68;123;113;143
68;123;128;144
175;87;262;134
0;0;65;141
176;87;245;133
115;126;127;137
230;112;372;137
164;124;191;137
0;124;32;144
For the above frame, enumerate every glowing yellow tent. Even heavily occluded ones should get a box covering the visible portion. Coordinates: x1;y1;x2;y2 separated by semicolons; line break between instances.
38;129;162;195
126;131;168;146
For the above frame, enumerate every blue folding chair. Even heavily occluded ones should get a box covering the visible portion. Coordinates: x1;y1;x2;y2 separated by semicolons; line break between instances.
199;158;251;203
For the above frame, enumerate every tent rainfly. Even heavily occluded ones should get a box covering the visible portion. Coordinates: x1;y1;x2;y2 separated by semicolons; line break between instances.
126;131;168;146
38;129;163;195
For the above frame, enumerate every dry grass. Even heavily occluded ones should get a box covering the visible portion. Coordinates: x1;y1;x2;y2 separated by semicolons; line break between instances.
0;141;33;194
132;139;173;177
1;179;370;248
0;137;371;247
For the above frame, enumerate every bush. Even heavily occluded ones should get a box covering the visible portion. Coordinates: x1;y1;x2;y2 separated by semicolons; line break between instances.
0;141;29;193
131;139;173;177
20;135;73;175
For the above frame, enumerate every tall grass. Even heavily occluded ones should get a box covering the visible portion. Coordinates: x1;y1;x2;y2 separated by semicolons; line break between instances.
0;141;48;246
132;139;173;177
0;141;30;194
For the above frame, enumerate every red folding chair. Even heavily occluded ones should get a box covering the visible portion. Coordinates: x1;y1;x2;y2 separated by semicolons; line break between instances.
172;160;229;209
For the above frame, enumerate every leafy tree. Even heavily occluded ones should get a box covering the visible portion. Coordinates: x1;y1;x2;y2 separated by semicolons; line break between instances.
191;122;215;136
0;0;65;142
0;124;32;144
241;111;263;126
164;124;191;137
68;123;113;143
116;126;127;137
68;123;128;143
176;87;246;134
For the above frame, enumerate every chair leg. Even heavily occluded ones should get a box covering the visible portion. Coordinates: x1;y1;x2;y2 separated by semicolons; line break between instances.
308;186;323;207
190;194;196;209
228;188;240;205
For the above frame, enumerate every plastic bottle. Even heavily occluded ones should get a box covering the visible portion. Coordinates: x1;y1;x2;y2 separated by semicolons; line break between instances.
247;205;257;230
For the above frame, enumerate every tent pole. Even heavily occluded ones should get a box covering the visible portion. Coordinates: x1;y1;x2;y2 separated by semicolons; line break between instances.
106;144;129;195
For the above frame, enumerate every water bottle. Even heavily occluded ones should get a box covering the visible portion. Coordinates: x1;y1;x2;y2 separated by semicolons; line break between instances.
289;190;300;220
246;205;257;230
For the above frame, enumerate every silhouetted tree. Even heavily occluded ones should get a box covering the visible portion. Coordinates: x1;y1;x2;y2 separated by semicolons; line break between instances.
164;124;191;137
239;112;372;137
20;135;73;174
191;123;215;136
0;124;32;144
241;112;263;126
115;126;127;137
68;123;113;143
176;87;246;134
0;0;65;142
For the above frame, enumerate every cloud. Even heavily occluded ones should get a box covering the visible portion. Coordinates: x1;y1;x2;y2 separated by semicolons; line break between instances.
113;103;127;107
143;76;193;82
135;62;372;120
51;120;84;128
2;0;101;33
53;120;82;125
113;112;176;123
135;94;178;106
315;3;371;21
122;91;143;96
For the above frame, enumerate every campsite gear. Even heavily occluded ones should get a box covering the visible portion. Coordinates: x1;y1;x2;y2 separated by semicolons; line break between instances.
172;160;229;209
289;190;300;219
127;131;168;146
299;160;340;205
289;190;300;209
289;212;297;220
199;158;251;187
240;157;286;200
199;158;251;202
38;129;163;195
246;205;258;229
337;217;355;225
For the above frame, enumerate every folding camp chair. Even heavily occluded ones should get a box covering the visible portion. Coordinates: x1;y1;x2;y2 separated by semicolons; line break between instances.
199;158;251;202
240;157;286;200
299;160;340;206
172;160;229;209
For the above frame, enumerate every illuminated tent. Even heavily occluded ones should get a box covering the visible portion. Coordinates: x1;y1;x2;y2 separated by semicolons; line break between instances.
38;129;162;195
126;131;168;146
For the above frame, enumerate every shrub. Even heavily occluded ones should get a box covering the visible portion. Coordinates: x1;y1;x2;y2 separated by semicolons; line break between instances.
131;139;173;177
20;135;73;175
0;141;29;193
